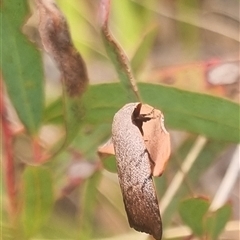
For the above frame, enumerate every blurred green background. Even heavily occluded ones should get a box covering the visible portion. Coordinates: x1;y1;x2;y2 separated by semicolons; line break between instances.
1;0;239;240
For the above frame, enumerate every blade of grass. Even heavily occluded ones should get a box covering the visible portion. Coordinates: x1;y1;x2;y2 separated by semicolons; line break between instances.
160;136;207;215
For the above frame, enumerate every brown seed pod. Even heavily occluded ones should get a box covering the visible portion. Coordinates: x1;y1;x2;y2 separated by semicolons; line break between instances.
110;102;170;240
36;0;88;97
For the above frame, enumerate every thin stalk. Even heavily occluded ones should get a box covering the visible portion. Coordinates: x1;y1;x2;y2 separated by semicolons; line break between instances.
160;136;207;215
99;0;141;102
1;85;18;221
209;145;240;211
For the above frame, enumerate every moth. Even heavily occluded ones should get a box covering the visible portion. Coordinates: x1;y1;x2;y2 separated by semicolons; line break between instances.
99;102;171;240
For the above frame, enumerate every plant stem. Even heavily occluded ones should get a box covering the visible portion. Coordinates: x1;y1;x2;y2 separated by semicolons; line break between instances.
160;136;207;215
209;144;240;211
100;0;141;102
1;85;18;221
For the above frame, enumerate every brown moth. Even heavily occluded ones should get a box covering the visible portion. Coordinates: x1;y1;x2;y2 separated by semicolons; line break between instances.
99;102;170;240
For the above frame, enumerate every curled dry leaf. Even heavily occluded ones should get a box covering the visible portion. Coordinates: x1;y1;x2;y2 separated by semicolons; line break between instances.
36;0;88;97
98;103;171;240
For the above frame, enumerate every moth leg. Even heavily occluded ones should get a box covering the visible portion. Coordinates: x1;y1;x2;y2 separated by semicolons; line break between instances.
139;107;155;118
136;108;155;122
141;109;168;135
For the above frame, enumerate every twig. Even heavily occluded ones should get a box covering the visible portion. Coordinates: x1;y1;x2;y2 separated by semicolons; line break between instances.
160;136;207;215
1;84;18;221
209;144;240;211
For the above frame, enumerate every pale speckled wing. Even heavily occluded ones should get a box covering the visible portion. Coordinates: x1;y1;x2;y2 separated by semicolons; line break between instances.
112;103;162;240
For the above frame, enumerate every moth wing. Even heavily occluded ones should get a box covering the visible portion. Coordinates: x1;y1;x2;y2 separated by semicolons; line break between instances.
141;104;171;177
97;138;115;158
121;177;162;240
112;103;163;240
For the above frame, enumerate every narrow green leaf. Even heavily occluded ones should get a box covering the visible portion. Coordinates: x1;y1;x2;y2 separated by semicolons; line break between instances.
205;204;232;240
43;97;86;158
101;155;117;173
73;123;111;158
1;0;44;134
72;123;116;172
43;98;64;124
85;83;240;142
44;83;127;125
45;83;240;142
21;166;54;238
62;97;85;146
140;83;240;143
179;198;209;236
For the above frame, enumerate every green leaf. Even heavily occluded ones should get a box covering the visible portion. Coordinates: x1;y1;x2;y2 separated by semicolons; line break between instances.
73;123;111;158
84;83;240;142
43;97;64;124
45;83;240;142
179;198;209;237
139;83;239;143
72;123;117;173
62;97;85;146
21;166;54;238
1;0;44;135
205;204;232;240
101;155;117;173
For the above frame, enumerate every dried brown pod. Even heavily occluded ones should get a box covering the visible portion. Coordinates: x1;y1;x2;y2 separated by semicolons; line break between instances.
99;103;171;240
36;0;88;97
